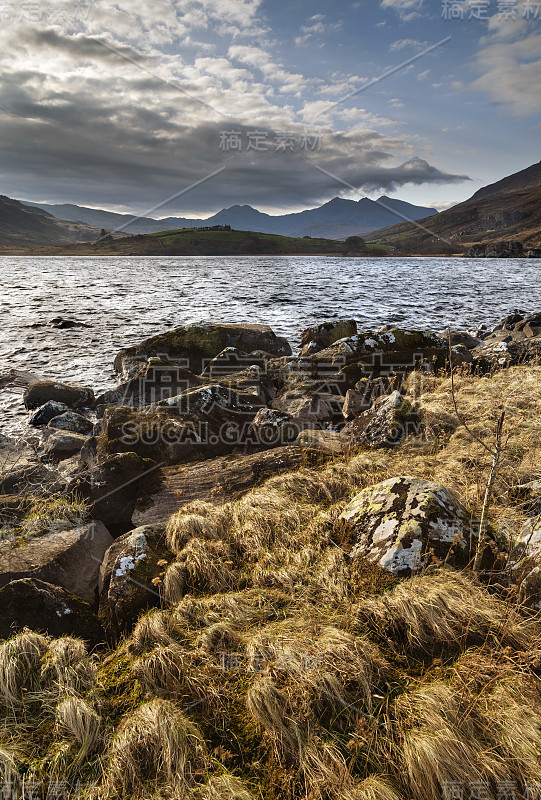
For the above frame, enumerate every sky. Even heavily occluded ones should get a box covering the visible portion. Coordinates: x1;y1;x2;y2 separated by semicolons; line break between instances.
0;0;539;217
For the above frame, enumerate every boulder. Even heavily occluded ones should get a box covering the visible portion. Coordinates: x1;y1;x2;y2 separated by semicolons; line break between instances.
300;320;358;357
247;408;300;449
0;521;113;604
29;400;71;426
24;381;94;411
47;317;91;329
0;578;104;646
437;330;481;349
294;429;345;455
95;406;209;464
342;391;419;449
202;347;268;378
307;329;447;384
96;382;261;464
42;430;88;461
0;463;56;495
471;311;541;369
95;361;204;410
49;412;94;435
98;525;173;638
342;388;370;421
272;386;343;427
340;476;472;575
113;323;292;378
89;452;159;533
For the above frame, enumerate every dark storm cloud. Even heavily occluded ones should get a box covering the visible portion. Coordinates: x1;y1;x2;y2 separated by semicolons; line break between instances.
0;22;470;213
28;29;148;63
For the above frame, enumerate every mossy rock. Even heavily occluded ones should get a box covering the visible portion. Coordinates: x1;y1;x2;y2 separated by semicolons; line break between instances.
113;323;292;377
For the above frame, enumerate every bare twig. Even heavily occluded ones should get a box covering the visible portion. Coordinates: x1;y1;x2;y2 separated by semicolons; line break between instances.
446;327;506;572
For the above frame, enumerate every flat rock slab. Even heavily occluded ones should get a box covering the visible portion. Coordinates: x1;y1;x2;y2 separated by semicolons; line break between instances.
0;521;113;604
132;446;308;526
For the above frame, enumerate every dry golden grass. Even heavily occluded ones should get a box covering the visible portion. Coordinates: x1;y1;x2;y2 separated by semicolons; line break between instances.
41;636;97;697
1;366;540;800
0;629;49;706
102;698;206;798
55;696;101;761
357;569;536;654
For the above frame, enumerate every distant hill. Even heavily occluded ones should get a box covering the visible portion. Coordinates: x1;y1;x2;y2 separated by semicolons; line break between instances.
30;228;392;257
22;196;438;240
367;161;541;254
0;195;102;247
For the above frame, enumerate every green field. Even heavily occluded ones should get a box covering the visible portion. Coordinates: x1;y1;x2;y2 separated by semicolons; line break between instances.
32;227;393;256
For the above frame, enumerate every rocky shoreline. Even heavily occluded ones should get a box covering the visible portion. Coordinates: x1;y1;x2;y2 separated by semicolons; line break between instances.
1;310;540;642
0;310;540;799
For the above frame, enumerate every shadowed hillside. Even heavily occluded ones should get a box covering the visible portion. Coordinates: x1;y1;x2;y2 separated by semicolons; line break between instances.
367;161;541;254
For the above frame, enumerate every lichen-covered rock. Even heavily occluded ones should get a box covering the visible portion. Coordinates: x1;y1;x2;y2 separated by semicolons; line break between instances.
342;391;419;449
300;320;358;356
0;521;113;603
113;323;292;378
48;411;93;435
471;311;541;369
98;525;173;638
272;386;343;427
29;400;71;426
24;381;94;411
309;328;447;376
340;476;471;575
0;578;104;646
247;408;299;449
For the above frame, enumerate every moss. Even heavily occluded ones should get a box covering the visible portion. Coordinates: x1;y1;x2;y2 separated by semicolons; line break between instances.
93;649;146;728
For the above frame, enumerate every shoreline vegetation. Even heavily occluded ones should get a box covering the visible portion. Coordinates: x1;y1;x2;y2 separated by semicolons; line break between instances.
0;314;540;799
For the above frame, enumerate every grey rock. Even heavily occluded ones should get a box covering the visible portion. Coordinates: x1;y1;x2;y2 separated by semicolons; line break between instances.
0;578;104;646
42;430;88;461
0;521;113;604
300;320;357;357
248;408;299;449
49;412;94;435
29;401;71;427
90;452;157;533
342;391;419;449
340;476;472;575
24;381;94;411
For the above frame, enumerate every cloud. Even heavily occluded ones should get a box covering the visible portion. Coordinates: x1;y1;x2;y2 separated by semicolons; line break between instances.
295;14;343;47
380;0;424;22
465;20;541;115
0;4;470;214
389;38;428;51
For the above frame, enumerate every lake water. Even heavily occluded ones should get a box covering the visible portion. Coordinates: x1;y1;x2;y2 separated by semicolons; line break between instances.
1;255;540;434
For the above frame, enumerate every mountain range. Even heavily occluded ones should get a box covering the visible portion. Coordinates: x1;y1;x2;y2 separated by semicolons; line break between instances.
368;161;541;253
21;196;438;241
